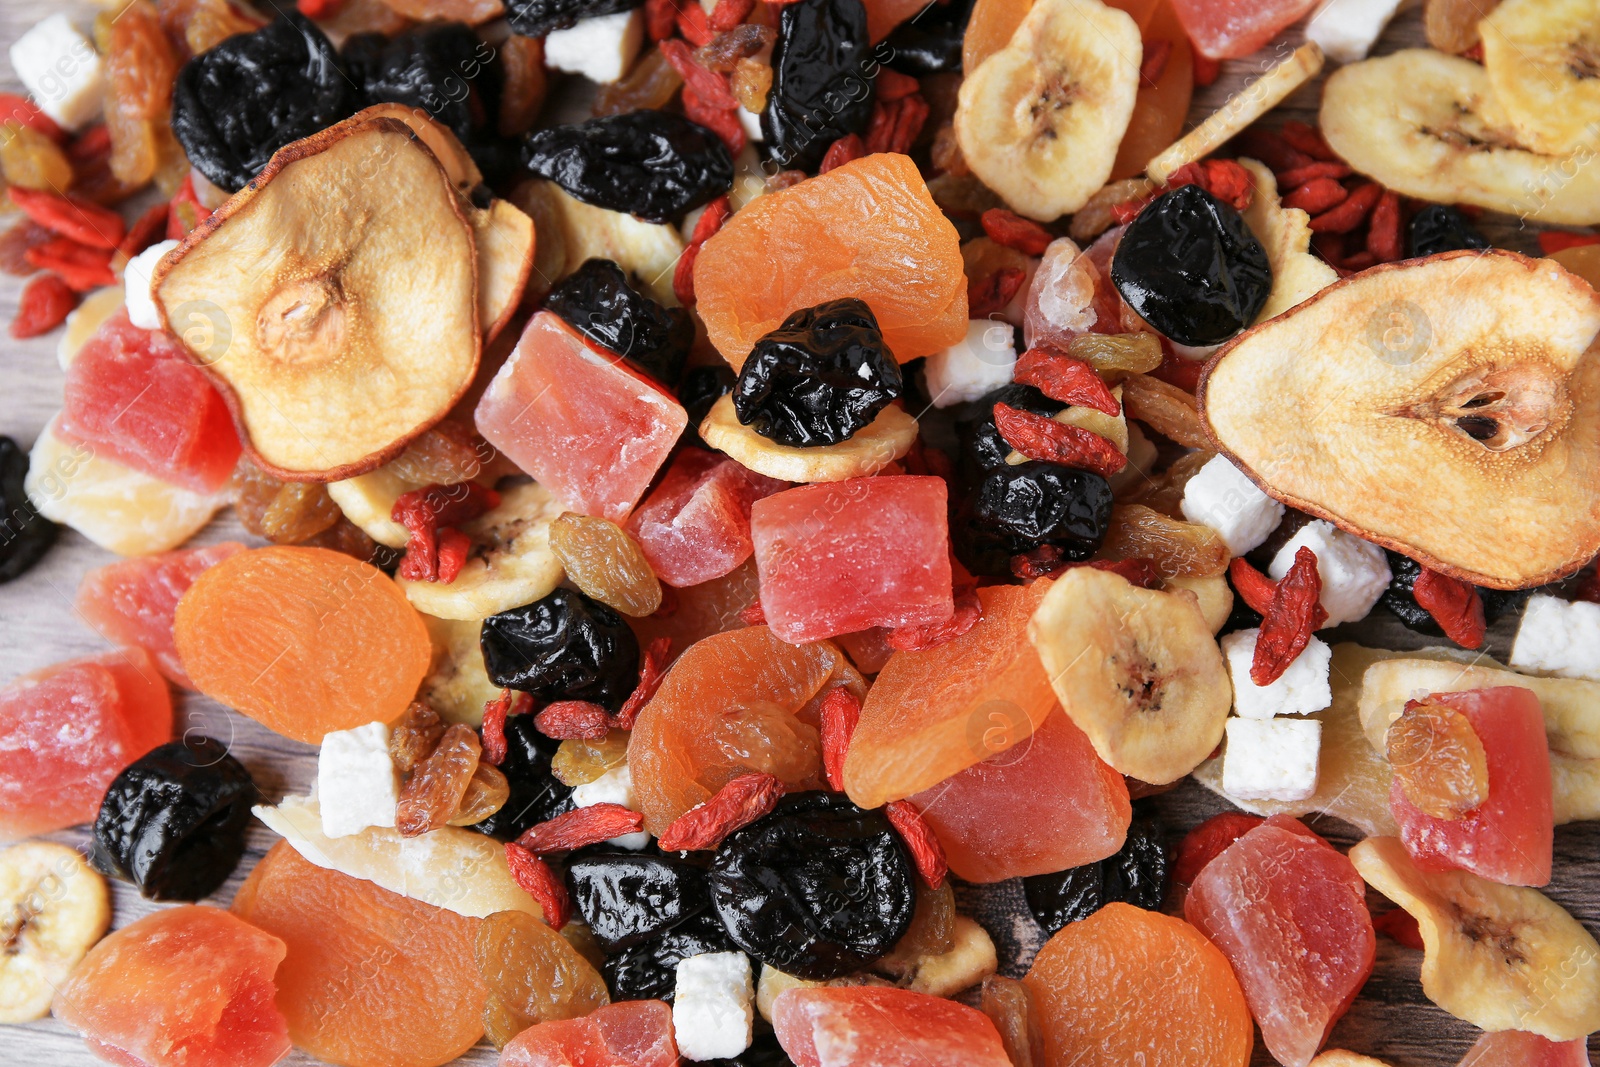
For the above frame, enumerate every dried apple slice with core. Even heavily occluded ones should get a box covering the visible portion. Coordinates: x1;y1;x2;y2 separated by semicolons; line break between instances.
153;115;480;481
1200;250;1600;589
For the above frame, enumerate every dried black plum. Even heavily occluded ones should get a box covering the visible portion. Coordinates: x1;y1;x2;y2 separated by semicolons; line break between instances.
1023;813;1168;934
602;909;736;1002
481;588;641;711
172;12;356;192
710;792;914;980
523;111;734;224
545;259;693;386
882;0;972;75
90;737;258;902
568;852;711;950
474;714;574;840
0;436;57;583
1380;549;1534;638
680;364;737;435
1407;204;1490;259
506;0;641;37
1111;184;1272;347
732;298;902;447
954;461;1113;576
763;0;876;172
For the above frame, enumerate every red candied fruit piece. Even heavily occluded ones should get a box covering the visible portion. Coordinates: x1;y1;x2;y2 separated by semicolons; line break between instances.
750;475;954;644
1459;1029;1592;1067
1169;0;1320;59
1172;811;1264;893
500;999;679;1067
773;985;1012;1067
626;447;785;588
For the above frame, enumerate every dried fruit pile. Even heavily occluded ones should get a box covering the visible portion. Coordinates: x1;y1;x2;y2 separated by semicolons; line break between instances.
1;1;1599;1066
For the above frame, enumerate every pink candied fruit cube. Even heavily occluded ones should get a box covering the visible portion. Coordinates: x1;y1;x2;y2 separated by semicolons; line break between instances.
500;1000;678;1067
1459;1029;1592;1067
475;312;688;521
773;986;1012;1067
626;448;785;588
1169;0;1320;59
750;475;953;644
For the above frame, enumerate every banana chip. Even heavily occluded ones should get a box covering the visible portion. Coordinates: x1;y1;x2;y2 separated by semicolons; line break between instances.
0;842;110;1023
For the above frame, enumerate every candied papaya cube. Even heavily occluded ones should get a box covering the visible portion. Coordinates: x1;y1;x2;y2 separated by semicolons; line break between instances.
750;475;953;644
476;311;688;522
1169;0;1320;59
626;447;785;588
772;985;1012;1067
500;999;679;1067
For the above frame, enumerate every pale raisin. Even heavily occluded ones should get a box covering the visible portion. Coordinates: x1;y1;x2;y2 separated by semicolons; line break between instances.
1098;504;1228;579
390;701;447;776
450;762;511;826
551;731;630;787
1387;702;1490;819
1068;333;1164;375
396;722;482;837
592;49;683;118
548;512;663;618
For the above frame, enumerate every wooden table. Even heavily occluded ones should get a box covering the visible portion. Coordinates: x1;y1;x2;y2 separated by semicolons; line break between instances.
0;2;1594;1064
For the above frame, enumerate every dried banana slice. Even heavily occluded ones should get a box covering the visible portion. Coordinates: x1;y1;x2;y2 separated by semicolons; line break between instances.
1481;0;1600;156
699;394;918;483
1350;837;1600;1040
1164;574;1234;634
1028;566;1231;784
0;842;110;1023
1237;159;1339;323
420;615;501;726
1552;751;1600;824
1321;49;1600;224
954;0;1142;221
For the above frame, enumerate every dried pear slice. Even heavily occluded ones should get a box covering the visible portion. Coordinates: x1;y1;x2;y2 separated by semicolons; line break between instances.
153;114;481;481
1237;159;1338;323
1481;0;1600;156
699;393;919;483
1200;250;1600;589
471;198;535;342
1350;837;1600;1040
358;102;484;191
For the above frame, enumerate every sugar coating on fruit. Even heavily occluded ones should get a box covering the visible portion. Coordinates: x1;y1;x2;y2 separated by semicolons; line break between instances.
1270;521;1391;627
1304;0;1405;62
544;9;643;84
1223;716;1322;802
672;951;754;1061
500;998;679;1067
316;721;400;839
751;476;954;644
1511;595;1600;682
627;448;785;589
572;762;649;850
924;319;1018;408
772;985;1013;1067
124;240;180;330
1180;454;1285;556
8;14;104;129
1223;629;1334;718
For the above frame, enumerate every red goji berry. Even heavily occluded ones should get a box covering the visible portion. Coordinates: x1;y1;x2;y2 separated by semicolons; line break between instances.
1366;190;1403;263
1012;348;1120;414
1462;41;1484;62
0;220;52;277
709;0;756;30
661;40;740;109
1275;161;1352;187
1192;51;1220;87
674;244;703;308
1341;251;1376;271
1251;546;1328;686
980;208;1053;256
1233;128;1313;174
297;0;344;16
1150;345;1205;393
658;772;785;851
534;700;612;741
646;0;677;40
1281;177;1348;215
392;482;500;583
683;81;745;155
967;267;1026;317
819;133;865;174
0;93;63;142
1166;159;1253;211
167;174;213;242
117;202;170;261
1412;566;1485;649
875;67;920;101
1172;812;1264;890
480;689;532;766
516;803;645;854
25;237;115;291
1011;545;1068;580
1309;182;1383;234
1139;38;1171;86
1373;907;1424;950
677;2;715;46
505;842;571;928
1065;558;1162;589
1111;193;1156;225
1279;120;1339;162
819;686;860;792
864;93;928;156
1228;557;1277;615
435;528;472;584
612;636;672;731
689;195;732;245
992;402;1127;478
738;601;766;626
1539;231;1600;255
884;799;947;889
66;124;110;166
8;188;126;251
10;274;79;339
885;585;982;652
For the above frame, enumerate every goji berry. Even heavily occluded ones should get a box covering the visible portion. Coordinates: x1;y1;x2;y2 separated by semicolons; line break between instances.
657;772;784;851
968;267;1026;317
1150;345;1205;393
534;700;612;741
864;93;928;155
1139;38;1172;86
0;220;53;276
1012;348;1120;414
1278;120;1338;162
297;0;344;16
674;197;731;308
673;244;703;308
683;81;745;155
392;482;500;583
1412;566;1485;649
1228;557;1277;615
1461;41;1484;63
612;636;672;731
1539;231;1600;255
1233;128;1313;174
0;94;62;142
1281;177;1348;215
646;0;677;40
117;202;170;261
8;188;126;251
65;124;110;166
689;195;732;245
1251;546;1327;686
992;402;1127;477
884;799;947;889
1341;251;1376;271
167;173;212;241
738;601;766;625
25;237;115;291
819;133;864;174
875;67;920;102
819;686;860;792
1192;51;1220;87
1309;182;1383;233
885;585;982;652
1366;190;1403;263
10;274;79;339
516;804;645;854
1276;161;1352;186
1166;159;1253;211
980;208;1053;256
1111;194;1156;225
677;1;715;47
1311;230;1347;269
1172;812;1264;890
481;689;532;766
1373;907;1424;950
1576;569;1600;605
709;0;756;30
505;842;571;928
661;40;739;108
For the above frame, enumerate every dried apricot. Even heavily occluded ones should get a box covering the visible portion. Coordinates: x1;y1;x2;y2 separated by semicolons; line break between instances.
474;909;610;1049
628;558;762;653
549;512;663;617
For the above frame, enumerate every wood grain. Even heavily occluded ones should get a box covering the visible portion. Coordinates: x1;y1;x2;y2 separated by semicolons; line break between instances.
0;2;1592;1065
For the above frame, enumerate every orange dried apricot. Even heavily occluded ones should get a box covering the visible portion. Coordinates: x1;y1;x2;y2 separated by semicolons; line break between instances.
963;0;1033;74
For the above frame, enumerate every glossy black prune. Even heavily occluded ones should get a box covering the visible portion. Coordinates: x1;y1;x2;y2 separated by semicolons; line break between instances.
602;909;736;1003
172;12;356;192
0;436;57;583
1023;813;1168;934
1111;184;1273;347
763;0;876;172
882;0;973;75
955;461;1114;576
710;792;915;981
568;852;711;950
481;588;641;711
1406;204;1490;259
505;0;641;37
523;111;734;224
1380;550;1534;638
545;259;693;386
90;737;258;902
473;714;575;840
733;299;903;447
679;364;737;436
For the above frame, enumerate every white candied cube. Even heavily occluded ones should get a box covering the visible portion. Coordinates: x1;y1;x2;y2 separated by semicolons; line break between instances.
1510;594;1600;682
738;106;763;143
673;951;754;1061
1305;0;1405;64
1222;629;1333;718
571;761;649;849
124;240;180;331
317;721;400;839
1222;717;1321;802
544;10;644;85
1180;455;1285;556
9;14;104;131
1270;520;1391;627
924;319;1017;408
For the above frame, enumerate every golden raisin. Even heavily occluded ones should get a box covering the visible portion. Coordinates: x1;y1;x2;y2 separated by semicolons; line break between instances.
1387;702;1490;819
0;123;73;191
696;25;775;71
1068;178;1157;243
474;909;610;1046
259;481;342;544
1098;504;1228;579
1068;332;1164;375
390;701;447;776
1120;373;1209;449
450;762;510;826
930;123;968;178
981;975;1040;1067
483;992;534;1051
877;880;956;976
498;35;548;138
730;58;773;114
552;731;630;787
548;513;663;617
1120;449;1217;517
105;1;179;187
593;49;683;117
396;722;482;837
388;421;494;486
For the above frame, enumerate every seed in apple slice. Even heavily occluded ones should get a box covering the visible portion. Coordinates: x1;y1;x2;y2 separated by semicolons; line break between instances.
1200;250;1600;589
153;114;481;482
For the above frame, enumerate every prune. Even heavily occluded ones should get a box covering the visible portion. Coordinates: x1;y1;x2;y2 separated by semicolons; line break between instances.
523;111;734;224
0;435;57;583
763;0;876;172
481;588;642;712
506;0;640;37
90;736;258;902
568;852;711;949
679;364;737;441
171;12;356;192
1380;550;1533;636
1023;813;1168;935
1111;184;1273;347
1407;204;1490;259
733;299;903;447
709;792;915;980
955;461;1114;576
474;714;576;840
545;258;693;386
602;908;736;1002
882;0;973;75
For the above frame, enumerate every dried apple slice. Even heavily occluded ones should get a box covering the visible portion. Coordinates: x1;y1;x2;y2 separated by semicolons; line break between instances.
1200;251;1600;589
153;114;481;481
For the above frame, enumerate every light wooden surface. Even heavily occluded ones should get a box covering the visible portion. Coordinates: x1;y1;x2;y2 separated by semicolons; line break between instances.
0;2;1594;1065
